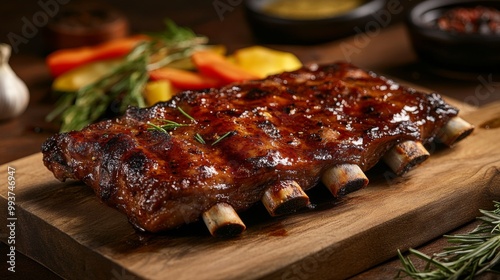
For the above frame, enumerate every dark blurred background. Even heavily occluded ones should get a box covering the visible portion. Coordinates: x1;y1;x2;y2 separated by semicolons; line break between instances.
2;0;248;55
0;0;420;55
3;0;497;107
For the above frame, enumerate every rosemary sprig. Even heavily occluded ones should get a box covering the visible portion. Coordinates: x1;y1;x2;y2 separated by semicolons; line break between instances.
147;18;197;45
397;201;500;280
211;131;235;146
147;106;206;144
147;119;190;132
47;19;208;132
147;122;168;133
194;133;206;144
177;106;196;122
147;106;234;146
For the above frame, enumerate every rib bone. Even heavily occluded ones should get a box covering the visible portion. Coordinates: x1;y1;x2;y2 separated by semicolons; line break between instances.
262;180;310;216
202;203;246;237
383;141;429;175
321;164;369;197
438;117;474;147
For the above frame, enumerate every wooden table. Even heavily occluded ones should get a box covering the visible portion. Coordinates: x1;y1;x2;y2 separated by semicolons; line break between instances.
1;1;499;279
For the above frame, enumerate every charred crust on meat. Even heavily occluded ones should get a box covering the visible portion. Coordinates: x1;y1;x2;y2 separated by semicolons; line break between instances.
124;151;148;173
258;120;281;139
41;134;66;166
244;88;271;100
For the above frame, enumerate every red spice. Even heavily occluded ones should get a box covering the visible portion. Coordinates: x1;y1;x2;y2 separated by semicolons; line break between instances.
437;6;500;34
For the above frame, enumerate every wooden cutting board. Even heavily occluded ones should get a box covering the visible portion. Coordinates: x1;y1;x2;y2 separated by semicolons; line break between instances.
1;101;500;280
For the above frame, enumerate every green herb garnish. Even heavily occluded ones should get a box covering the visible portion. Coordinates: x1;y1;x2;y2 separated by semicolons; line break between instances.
147;119;190;132
47;19;208;132
147;106;206;144
397;201;500;279
148;18;197;45
194;133;206;144
177;106;196;122
211;131;235;146
148;106;232;146
147;122;168;133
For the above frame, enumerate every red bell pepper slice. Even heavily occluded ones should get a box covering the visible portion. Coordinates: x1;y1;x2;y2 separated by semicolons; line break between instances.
149;67;223;90
46;35;149;77
191;50;259;84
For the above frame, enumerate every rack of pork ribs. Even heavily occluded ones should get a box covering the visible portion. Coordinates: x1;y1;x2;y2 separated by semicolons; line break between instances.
42;62;474;237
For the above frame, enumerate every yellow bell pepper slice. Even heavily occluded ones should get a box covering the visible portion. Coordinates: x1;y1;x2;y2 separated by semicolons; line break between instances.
144;80;175;106
231;46;302;78
52;59;122;92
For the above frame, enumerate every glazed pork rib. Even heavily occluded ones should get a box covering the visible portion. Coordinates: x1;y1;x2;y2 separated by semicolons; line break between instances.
42;62;473;236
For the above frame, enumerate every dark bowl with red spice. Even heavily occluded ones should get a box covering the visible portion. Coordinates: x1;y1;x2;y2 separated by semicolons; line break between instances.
407;0;500;73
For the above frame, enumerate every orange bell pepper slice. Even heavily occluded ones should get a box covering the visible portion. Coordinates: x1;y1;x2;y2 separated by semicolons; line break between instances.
191;50;259;84
149;67;223;90
46;35;149;77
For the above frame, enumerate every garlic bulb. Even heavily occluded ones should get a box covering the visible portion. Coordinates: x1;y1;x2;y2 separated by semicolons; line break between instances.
0;43;29;120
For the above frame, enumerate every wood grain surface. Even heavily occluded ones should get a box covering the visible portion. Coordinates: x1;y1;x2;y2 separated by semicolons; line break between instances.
1;100;499;280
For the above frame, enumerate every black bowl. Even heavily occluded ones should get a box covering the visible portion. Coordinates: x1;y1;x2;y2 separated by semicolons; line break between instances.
244;0;387;44
407;0;500;73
